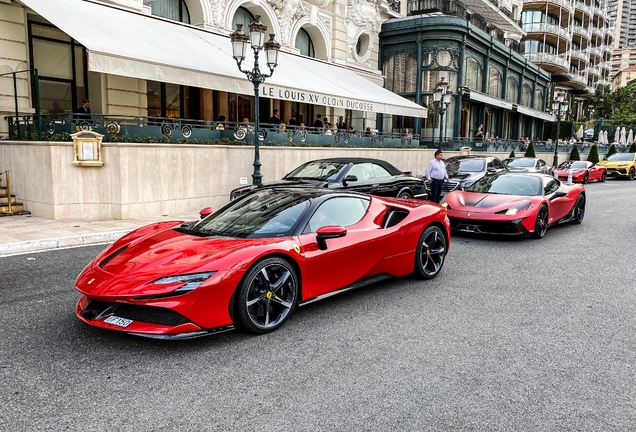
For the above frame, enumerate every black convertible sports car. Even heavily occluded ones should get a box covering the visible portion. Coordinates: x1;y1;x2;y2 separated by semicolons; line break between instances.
230;157;427;201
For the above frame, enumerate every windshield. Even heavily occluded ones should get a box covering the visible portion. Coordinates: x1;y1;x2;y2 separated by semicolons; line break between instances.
507;158;535;168
467;175;542;196
182;190;309;238
559;161;587;169
607;153;635;162
285;161;346;181
446;158;485;174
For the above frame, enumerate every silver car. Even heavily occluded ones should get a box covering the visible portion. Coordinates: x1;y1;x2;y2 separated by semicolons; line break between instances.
502;157;552;175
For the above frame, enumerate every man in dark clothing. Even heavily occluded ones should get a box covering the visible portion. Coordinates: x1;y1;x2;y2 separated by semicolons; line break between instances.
75;99;91;118
269;109;281;124
313;114;323;129
288;115;298;126
336;116;346;131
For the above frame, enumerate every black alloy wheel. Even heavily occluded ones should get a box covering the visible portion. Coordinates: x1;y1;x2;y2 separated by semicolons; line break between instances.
532;205;549;239
234;257;298;334
583;172;589;184
414;225;446;279
601;171;607;182
572;194;585;224
629;167;635;181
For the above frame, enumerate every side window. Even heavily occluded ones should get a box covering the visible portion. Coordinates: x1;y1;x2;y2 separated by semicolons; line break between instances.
493;159;504;170
347;163;372;181
538;160;545;168
370;163;392;178
487;159;495;169
543;178;559;195
305;197;370;233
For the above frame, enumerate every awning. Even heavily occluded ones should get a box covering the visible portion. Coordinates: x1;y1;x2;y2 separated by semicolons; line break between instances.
515;106;554;121
466;91;513;110
18;0;427;118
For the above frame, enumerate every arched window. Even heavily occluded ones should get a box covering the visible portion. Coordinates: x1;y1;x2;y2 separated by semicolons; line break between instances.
464;58;482;92
144;0;190;23
488;68;502;98
295;28;315;58
522;83;532;106
232;7;255;35
384;53;417;94
506;77;518;103
534;88;544;110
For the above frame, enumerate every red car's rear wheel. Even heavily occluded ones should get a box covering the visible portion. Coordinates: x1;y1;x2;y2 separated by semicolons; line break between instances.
572;194;585;224
234;257;298;334
414;225;446;280
583;172;589;184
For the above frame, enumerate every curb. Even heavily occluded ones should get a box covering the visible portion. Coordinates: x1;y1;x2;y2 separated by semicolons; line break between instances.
0;230;131;257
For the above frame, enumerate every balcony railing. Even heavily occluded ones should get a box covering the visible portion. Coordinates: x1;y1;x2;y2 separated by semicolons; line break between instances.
3;114;420;148
572;25;591;40
505;39;520;51
490;27;505;42
524;52;569;69
567;49;589;63
575;1;592;16
523;23;571;40
523;0;574;14
469;13;488;31
407;0;467;18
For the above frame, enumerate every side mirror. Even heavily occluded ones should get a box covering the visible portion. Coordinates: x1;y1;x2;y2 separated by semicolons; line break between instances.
550;191;567;200
342;175;358;187
316;225;347;250
487;167;497;174
199;207;213;219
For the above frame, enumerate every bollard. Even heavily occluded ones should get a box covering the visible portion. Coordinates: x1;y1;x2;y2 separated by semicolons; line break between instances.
567;169;573;184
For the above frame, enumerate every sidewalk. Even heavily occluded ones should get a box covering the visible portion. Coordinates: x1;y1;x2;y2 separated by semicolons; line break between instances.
0;211;201;257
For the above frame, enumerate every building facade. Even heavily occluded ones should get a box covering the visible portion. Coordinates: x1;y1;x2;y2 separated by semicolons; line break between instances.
0;0;427;139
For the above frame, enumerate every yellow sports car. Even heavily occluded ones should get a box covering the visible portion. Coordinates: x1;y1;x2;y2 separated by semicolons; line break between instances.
599;153;636;180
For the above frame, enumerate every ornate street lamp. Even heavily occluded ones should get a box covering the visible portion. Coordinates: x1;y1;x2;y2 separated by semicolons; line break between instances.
551;89;569;167
230;17;280;186
433;78;452;150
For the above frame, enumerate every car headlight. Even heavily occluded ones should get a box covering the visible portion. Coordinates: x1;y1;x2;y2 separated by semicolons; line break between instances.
461;181;474;190
154;272;216;293
503;200;534;216
618;164;628;167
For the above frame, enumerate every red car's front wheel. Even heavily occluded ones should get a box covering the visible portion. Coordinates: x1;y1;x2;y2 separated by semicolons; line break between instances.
234;257;298;334
532;205;548;239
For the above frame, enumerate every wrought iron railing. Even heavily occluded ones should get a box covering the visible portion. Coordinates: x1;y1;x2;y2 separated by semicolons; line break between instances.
3;114;421;148
407;0;467;18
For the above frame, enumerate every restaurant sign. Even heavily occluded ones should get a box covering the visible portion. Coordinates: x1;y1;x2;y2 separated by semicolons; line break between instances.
259;85;374;112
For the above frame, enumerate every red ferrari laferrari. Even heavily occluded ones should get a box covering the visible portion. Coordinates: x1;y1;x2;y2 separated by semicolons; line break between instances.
76;188;450;339
552;160;606;183
441;172;585;238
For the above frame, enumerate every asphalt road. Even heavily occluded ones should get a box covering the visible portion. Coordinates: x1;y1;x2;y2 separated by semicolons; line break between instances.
1;179;635;431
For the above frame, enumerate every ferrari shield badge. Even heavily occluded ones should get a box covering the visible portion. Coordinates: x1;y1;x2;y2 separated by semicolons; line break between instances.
292;244;301;254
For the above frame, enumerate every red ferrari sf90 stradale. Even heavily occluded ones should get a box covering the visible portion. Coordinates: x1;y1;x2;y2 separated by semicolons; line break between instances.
76;188;451;339
441;172;585;238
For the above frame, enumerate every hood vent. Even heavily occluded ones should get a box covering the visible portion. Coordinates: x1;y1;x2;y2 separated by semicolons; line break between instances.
99;246;128;269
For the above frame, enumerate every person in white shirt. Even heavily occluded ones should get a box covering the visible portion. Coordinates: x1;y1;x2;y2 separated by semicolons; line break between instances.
425;150;449;203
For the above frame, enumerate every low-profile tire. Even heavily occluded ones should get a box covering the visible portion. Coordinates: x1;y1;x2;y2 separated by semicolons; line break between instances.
571;194;585;224
629;167;635;181
583;172;589;184
601;171;607;182
532;205;549;239
398;190;412;199
413;225;446;280
233;257;298;334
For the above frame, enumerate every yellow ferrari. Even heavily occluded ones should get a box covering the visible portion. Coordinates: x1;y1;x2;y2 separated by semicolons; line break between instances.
599;153;636;180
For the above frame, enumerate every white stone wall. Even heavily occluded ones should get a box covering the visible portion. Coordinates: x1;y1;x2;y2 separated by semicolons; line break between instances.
0;140;568;219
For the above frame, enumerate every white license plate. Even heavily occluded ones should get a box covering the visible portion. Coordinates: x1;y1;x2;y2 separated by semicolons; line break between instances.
104;315;133;328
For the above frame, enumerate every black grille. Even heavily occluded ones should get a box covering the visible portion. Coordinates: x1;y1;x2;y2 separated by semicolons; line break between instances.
451;219;521;235
82;300;189;327
442;182;459;193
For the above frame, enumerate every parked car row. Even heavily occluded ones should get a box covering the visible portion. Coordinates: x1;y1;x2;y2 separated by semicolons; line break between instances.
72;153;635;340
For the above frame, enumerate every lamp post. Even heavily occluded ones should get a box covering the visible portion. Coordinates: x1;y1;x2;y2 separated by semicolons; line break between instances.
230;17;280;186
433;78;451;150
551;89;569;167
